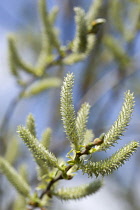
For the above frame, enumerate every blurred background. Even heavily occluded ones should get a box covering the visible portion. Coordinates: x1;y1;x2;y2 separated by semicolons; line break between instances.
0;0;140;209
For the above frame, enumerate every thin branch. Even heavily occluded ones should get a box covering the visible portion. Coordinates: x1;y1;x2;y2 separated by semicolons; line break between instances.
38;140;101;203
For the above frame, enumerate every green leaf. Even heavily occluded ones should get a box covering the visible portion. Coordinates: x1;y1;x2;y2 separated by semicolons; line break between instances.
76;102;91;145
4;138;19;165
8;35;36;76
26;114;36;137
72;7;88;53
63;53;86;65
83;141;139;177
53;179;103;200
36;0;60;75
49;6;59;24
0;157;30;197
21;77;61;98
13;196;26;210
60;73;79;150
88;18;106;34
8;35;18;77
17;126;59;169
40;127;52;150
86;0;103;28
98;90;135;151
86;34;96;54
39;0;61;54
18;164;29;182
83;129;95;145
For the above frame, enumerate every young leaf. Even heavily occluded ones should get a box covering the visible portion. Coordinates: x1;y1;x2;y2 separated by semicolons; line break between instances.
83;129;95;145
8;35;36;76
13;195;26;210
0;157;30;197
63;53;86;65
49;6;59;24
76;102;91;145
18;164;29;182
26;114;36;137
21;78;61;98
53;179;103;200
4;138;19;165
38;128;53;178
60;73;79;150
8;35;18;77
86;34;96;54
26;117;53;175
83;141;139;177
98;90;135;151
88;18;106;34
86;0;103;28
12;164;29;210
39;0;61;54
40;127;52;150
72;7;88;53
17;126;59;169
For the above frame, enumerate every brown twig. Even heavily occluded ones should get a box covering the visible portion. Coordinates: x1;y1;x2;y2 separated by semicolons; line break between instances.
39;165;72;199
38;139;103;203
